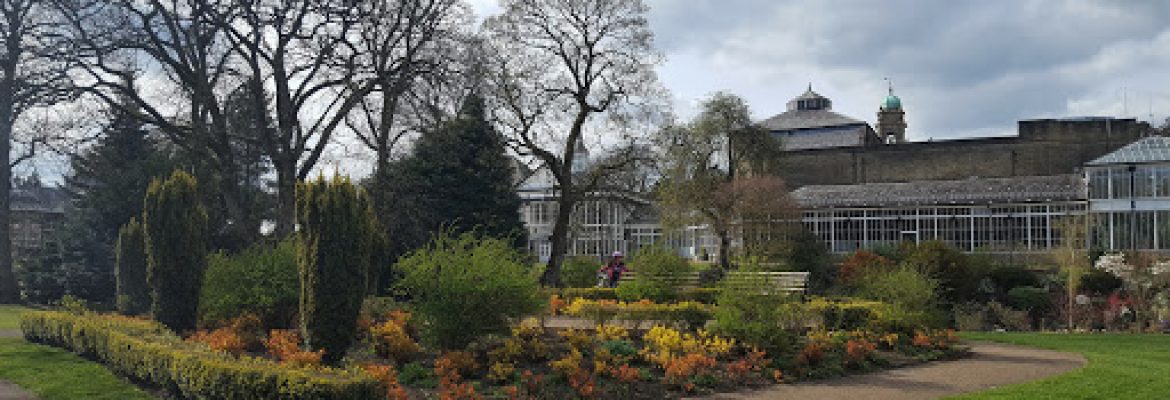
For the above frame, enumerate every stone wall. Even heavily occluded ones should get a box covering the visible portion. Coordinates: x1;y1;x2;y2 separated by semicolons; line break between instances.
779;118;1150;188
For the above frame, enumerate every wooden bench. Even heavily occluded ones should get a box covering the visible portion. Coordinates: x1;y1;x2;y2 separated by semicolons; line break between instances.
616;270;808;294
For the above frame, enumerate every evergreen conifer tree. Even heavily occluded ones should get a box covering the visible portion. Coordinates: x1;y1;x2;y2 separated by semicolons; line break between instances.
115;218;150;315
143;170;208;333
384;96;527;252
297;176;374;364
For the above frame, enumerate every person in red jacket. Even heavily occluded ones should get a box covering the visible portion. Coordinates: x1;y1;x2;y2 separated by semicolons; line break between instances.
598;251;628;288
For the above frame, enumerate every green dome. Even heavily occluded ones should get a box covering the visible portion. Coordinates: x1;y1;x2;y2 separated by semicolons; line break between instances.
881;94;902;110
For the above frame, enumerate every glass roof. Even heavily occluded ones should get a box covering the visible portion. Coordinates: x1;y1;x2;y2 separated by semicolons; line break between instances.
1087;136;1170;166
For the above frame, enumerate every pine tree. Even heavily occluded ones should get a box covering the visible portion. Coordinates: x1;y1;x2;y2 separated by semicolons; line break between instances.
383;96;527;253
60;101;174;303
297;175;375;364
115;218;149;315
143;170;208;333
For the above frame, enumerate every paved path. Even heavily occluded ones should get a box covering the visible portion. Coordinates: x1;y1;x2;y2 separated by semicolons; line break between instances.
0;380;34;400
703;342;1086;400
0;330;20;338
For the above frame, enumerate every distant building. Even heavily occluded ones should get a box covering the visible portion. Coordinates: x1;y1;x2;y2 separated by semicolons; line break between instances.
1084;136;1170;252
11;177;69;262
516;86;1160;260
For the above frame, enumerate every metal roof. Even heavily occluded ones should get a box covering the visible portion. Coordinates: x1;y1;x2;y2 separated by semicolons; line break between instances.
792;174;1084;209
1086;135;1170;166
760;109;866;132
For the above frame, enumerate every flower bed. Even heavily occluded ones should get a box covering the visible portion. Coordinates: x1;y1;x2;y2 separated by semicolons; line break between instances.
20;311;382;400
555;298;715;329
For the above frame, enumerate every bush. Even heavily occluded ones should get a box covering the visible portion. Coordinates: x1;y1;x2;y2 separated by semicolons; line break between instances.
562;298;715;329
900;241;977;304
20;311;381;399
296;176;377;364
143;170;208;333
855;265;943;332
1006;286;1051;315
561;256;602;288
396;233;543;349
201;239;299;328
556;287;719;304
615;246;689;303
1080;268;1124;295
837;250;893;287
712;275;805;356
953;302;988;331
115;218;150;316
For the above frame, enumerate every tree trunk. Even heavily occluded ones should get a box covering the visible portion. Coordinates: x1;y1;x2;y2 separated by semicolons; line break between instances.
542;191;575;287
0;77;16;304
717;228;731;270
274;158;297;239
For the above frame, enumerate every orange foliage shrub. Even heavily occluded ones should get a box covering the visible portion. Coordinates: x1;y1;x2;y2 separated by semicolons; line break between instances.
725;350;769;383
838;250;893;285
188;327;247;356
796;342;826;366
264;329;323;367
610;364;641;384
435;351;479;378
362;363;410;400
371;318;420;362
845;339;876;366
663;353;717;389
912;331;933;348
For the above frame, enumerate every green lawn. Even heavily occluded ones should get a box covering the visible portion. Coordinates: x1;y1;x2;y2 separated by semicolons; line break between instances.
0;305;156;399
953;332;1170;400
0;304;29;330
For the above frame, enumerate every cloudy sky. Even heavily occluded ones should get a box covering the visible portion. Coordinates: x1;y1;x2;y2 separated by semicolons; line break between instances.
473;0;1170;140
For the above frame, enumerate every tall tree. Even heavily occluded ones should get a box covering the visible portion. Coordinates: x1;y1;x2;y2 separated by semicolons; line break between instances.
485;0;663;286
0;0;72;303
61;86;174;302
59;0;255;246
656;92;786;269
386;96;527;253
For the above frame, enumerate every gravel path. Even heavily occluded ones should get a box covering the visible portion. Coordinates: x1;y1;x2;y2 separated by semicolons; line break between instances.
0;330;20;339
702;342;1086;400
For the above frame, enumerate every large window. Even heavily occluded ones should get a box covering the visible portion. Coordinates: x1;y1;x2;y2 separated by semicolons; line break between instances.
1134;167;1155;198
1154;165;1170;198
1089;168;1111;199
1110;168;1132;199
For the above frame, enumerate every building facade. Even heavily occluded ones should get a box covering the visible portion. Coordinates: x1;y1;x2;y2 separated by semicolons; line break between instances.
11;177;68;263
1085;136;1170;252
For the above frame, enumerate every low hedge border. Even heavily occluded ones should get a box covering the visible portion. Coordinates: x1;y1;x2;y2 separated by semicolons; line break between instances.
20;311;381;400
555;287;720;304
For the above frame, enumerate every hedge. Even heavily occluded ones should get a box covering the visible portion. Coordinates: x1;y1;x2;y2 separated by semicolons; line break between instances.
562;298;714;330
20;311;381;400
555;287;720;304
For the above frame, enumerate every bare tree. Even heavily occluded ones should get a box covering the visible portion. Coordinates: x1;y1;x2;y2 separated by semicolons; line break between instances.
484;0;662;286
344;0;469;181
210;0;389;236
0;0;73;303
57;0;259;243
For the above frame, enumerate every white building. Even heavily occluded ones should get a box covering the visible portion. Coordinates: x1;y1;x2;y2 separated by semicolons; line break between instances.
1085;136;1170;252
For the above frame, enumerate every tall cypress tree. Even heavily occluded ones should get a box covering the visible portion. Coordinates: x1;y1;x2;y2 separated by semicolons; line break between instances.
143;171;208;333
384;96;527;252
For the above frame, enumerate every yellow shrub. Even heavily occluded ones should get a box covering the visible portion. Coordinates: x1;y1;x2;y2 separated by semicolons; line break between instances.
594;324;628;341
371;319;421;362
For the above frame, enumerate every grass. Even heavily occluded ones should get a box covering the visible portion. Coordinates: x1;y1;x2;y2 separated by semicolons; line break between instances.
0;304;30;330
0;338;156;400
0;305;156;399
953;332;1170;400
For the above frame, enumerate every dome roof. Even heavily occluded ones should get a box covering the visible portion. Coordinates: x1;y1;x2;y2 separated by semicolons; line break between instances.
881;94;902;110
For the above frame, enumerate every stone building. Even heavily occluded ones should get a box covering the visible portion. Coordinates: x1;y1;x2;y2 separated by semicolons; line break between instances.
11;177;69;262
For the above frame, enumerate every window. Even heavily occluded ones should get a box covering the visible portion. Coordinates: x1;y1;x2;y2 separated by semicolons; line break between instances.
1089;169;1110;199
1110;168;1132;199
1134;167;1155;198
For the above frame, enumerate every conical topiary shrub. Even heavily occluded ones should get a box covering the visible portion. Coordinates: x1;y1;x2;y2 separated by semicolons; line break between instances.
143;170;208;333
297;175;376;364
115;218;150;315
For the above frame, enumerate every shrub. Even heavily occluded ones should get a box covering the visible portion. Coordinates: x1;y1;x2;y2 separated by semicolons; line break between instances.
115;218;150;316
561;298;715;328
900;241;978;303
1007;286;1051;316
953;302;988;331
712;275;804;356
1080;268;1124;295
615;246;689;302
370;316;420;363
296;175;376;364
562;256;602;288
987;301;1031;331
837;250;893;287
201;239;299;328
855;265;943;332
143;170;208;333
557;287;720;304
20;311;380;399
265;329;325;368
396;233;543;349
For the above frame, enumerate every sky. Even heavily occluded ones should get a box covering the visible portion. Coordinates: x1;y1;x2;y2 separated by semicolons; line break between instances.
20;0;1170;183
472;0;1170;140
